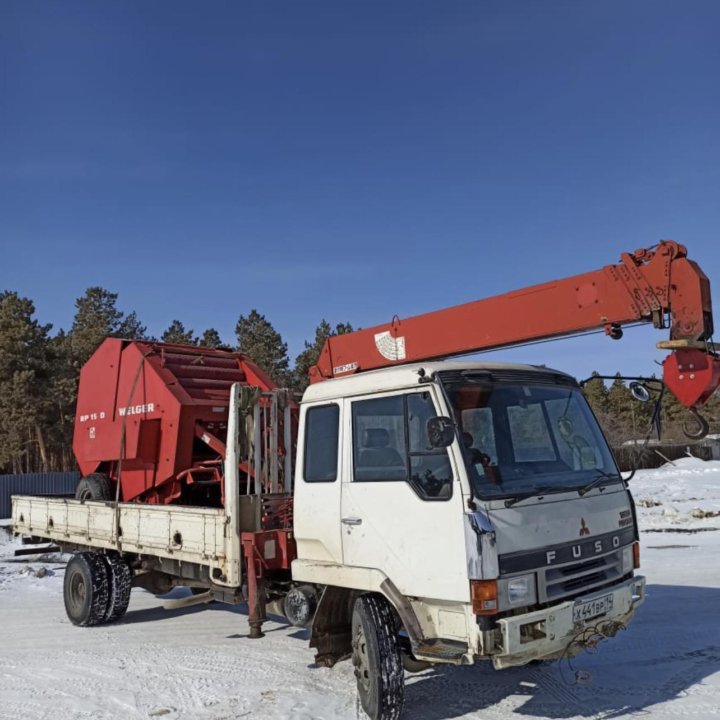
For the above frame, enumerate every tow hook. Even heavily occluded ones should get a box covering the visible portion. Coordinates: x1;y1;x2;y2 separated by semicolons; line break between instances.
682;407;710;440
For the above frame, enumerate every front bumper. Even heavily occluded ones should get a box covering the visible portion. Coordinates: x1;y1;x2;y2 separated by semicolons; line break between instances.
493;575;646;669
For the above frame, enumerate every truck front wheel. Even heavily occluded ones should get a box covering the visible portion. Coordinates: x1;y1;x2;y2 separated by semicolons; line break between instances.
64;552;110;626
351;594;404;720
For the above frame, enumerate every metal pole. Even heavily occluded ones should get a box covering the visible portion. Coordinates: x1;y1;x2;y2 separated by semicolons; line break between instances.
222;383;242;587
253;402;261;496
283;394;292;493
262;404;268;492
270;392;279;494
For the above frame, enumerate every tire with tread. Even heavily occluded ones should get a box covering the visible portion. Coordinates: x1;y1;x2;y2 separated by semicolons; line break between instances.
75;473;113;501
64;552;110;626
351;594;404;720
104;554;132;622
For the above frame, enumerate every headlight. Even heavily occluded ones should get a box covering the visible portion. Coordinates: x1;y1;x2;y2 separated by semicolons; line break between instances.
506;574;536;606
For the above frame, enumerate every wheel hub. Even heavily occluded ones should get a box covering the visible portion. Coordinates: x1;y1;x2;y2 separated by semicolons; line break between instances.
70;574;86;608
352;625;371;695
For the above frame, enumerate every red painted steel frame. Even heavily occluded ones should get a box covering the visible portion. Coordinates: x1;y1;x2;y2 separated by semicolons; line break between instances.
242;529;297;637
73;339;279;504
310;241;720;409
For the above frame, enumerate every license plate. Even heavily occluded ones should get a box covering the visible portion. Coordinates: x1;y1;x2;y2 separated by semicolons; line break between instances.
573;593;614;623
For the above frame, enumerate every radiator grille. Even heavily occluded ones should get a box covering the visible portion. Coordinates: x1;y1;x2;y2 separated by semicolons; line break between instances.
540;549;623;602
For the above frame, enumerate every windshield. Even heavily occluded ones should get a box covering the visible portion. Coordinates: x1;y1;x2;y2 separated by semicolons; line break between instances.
442;378;620;500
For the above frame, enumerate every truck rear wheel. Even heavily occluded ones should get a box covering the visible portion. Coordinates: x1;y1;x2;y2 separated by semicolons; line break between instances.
75;473;113;502
104;554;132;622
64;552;110;626
351;594;404;720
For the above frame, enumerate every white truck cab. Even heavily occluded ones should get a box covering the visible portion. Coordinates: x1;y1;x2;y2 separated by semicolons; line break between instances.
293;361;645;695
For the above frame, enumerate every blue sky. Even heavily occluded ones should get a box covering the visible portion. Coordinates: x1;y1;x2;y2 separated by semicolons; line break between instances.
1;1;719;381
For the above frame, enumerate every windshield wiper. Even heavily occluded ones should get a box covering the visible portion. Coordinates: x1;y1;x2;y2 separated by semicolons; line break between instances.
577;471;622;497
503;486;569;508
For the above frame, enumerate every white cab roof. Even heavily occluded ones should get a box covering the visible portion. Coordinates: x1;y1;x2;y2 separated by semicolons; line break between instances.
302;360;576;403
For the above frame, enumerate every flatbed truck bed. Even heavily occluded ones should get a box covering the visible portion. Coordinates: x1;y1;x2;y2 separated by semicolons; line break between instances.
12;496;230;574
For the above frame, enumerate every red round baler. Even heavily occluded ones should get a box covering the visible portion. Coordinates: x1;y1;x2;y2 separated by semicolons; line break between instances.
72;339;280;505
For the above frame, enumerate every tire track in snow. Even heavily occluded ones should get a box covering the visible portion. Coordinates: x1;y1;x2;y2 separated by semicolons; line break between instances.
91;596;356;719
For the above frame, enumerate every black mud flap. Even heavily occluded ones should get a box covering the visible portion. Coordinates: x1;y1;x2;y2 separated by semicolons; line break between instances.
309;586;356;667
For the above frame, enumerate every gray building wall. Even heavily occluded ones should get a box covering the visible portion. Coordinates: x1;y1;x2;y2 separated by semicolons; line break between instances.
0;472;79;519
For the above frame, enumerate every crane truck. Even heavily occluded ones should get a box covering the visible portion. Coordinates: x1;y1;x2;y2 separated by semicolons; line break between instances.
12;240;719;720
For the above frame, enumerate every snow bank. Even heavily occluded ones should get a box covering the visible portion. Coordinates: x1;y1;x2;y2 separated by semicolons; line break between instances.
1;461;719;719
629;457;720;532
0;523;14;552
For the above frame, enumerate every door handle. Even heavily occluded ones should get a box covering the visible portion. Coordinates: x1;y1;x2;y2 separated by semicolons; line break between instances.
341;517;363;526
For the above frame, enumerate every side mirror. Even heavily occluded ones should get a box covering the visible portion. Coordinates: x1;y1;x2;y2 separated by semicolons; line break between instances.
629;381;651;403
427;416;455;448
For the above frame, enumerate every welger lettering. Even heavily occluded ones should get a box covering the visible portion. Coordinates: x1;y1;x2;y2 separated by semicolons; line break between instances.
118;403;155;417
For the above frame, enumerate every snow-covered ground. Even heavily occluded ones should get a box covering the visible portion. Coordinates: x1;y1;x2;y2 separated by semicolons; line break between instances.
1;459;719;720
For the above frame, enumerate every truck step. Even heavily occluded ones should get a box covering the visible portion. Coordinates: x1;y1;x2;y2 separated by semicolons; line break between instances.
413;639;468;663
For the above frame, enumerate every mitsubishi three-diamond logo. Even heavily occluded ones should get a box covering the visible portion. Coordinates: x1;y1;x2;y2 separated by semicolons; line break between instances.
579;518;590;536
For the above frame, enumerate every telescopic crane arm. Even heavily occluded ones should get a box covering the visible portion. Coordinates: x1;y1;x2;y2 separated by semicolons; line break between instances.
310;240;720;413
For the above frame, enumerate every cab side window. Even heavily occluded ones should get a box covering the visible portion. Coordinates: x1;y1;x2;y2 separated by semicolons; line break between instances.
303;404;340;482
407;393;453;500
352;396;408;482
352;392;453;500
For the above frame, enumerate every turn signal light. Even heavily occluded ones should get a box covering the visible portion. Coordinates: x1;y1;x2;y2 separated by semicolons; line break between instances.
633;542;640;569
471;580;498;615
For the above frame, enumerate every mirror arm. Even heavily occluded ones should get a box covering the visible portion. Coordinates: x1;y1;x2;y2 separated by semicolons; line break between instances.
579;374;663;387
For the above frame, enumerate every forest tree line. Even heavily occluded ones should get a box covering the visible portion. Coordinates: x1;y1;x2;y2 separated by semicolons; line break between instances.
0;287;718;474
0;287;353;474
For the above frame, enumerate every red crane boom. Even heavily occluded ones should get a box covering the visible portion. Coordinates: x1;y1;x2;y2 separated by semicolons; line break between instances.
310;240;720;413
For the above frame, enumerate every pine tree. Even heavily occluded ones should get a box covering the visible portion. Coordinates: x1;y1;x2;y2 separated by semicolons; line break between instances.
45;329;79;470
50;288;148;471
235;309;290;385
118;311;147;341
605;375;634;445
69;287;147;365
161;320;197;345
199;328;223;348
294;320;355;391
582;372;610;423
0;292;53;472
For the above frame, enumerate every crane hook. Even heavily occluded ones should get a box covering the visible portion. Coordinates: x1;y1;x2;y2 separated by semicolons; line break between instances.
682;408;710;440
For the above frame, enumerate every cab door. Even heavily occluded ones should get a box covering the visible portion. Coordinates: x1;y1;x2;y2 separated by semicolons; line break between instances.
340;388;469;602
293;401;343;564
